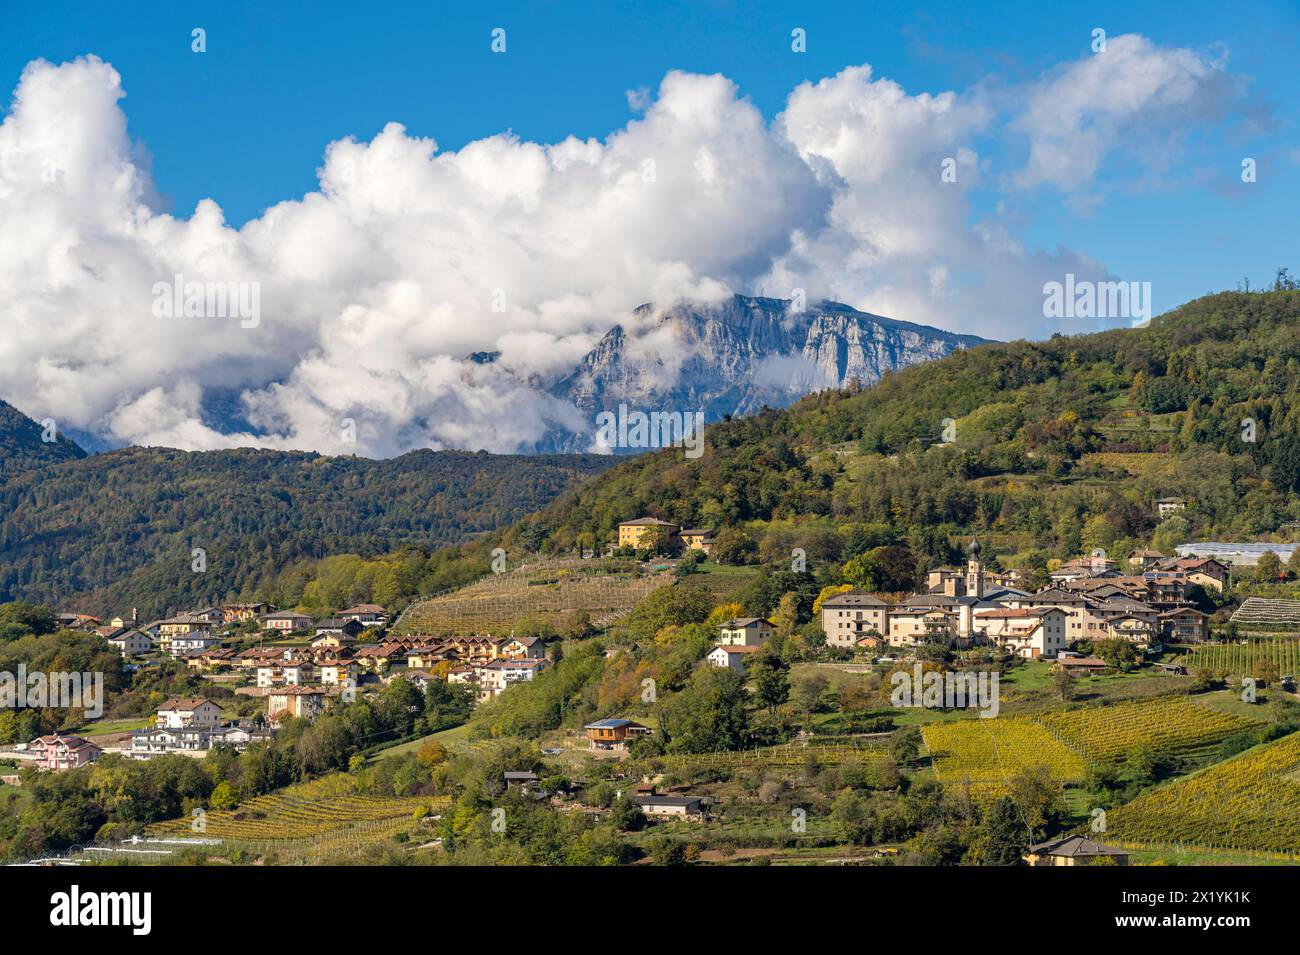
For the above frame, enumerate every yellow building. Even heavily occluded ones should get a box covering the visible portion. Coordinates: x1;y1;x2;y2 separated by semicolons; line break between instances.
679;528;717;555
617;517;681;550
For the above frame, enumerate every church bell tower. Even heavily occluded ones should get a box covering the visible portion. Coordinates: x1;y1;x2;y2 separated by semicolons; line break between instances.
965;537;984;598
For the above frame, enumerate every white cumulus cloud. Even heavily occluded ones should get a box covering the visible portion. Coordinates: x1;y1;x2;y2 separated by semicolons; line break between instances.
0;37;1247;456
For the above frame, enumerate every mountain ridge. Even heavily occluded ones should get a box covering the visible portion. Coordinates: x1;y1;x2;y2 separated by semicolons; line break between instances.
542;293;988;451
0;399;87;476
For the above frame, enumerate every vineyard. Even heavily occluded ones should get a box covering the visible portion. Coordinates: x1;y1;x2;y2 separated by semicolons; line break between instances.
147;775;443;858
396;557;672;635
1228;597;1300;631
1034;697;1260;763
1185;638;1300;677
923;718;1087;796
1101;732;1300;855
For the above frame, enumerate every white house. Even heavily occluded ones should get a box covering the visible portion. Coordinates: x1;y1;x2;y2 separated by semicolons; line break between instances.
974;607;1068;659
317;660;358;686
168;632;219;658
339;604;388;627
706;645;759;672
478;658;549;700
156;698;223;729
632;794;705;817
107;629;154;656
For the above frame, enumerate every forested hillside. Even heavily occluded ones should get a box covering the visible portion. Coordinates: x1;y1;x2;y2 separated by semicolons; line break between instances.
0;445;612;615
500;290;1300;578
0;399;86;476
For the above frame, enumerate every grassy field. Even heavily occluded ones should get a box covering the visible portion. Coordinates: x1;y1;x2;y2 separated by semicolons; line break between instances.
74;717;154;736
683;561;762;601
370;723;472;762
397;557;672;635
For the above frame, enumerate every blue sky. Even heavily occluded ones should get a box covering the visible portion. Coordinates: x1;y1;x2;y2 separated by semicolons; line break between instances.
4;0;1297;309
1;0;1298;455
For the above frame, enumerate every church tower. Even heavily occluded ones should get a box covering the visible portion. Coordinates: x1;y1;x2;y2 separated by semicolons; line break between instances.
965;537;984;598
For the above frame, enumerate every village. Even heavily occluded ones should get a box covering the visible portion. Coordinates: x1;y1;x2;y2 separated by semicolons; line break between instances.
9;514;1249;778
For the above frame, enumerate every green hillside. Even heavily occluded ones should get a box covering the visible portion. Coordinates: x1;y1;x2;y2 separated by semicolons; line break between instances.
0;399;87;476
500;290;1300;577
0;445;612;615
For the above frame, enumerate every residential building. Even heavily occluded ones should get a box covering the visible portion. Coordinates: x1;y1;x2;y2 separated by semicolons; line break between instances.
678;528;717;556
313;618;365;640
406;645;451;669
584;718;650;751
129;724;272;759
167;632;220;658
267;686;328;722
717;617;773;647
1127;550;1165;572
1025;836;1130;867
189;607;226;626
318;660;358;686
706;645;759;671
339;604;388;627
352;642;412;669
974;607;1068;659
55;613;102;631
156;698;223;729
1159;607;1211;643
632;794;705;817
498;635;545;660
478;658;549;700
25;734;102;771
820;592;889;648
263;611;313;633
616;516;680;551
224;602;272;623
106;629;154;656
257;662;316;687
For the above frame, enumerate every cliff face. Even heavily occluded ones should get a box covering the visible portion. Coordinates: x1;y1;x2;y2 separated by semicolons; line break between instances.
543;294;988;450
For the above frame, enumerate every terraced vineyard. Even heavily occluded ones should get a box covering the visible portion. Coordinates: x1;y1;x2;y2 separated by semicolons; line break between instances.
1034;697;1260;762
396;557;672;635
148;776;442;849
1102;732;1300;856
1229;597;1300;631
923;718;1087;795
1186;638;1300;677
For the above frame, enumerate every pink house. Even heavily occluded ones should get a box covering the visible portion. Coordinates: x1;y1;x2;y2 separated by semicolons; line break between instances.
27;734;102;771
